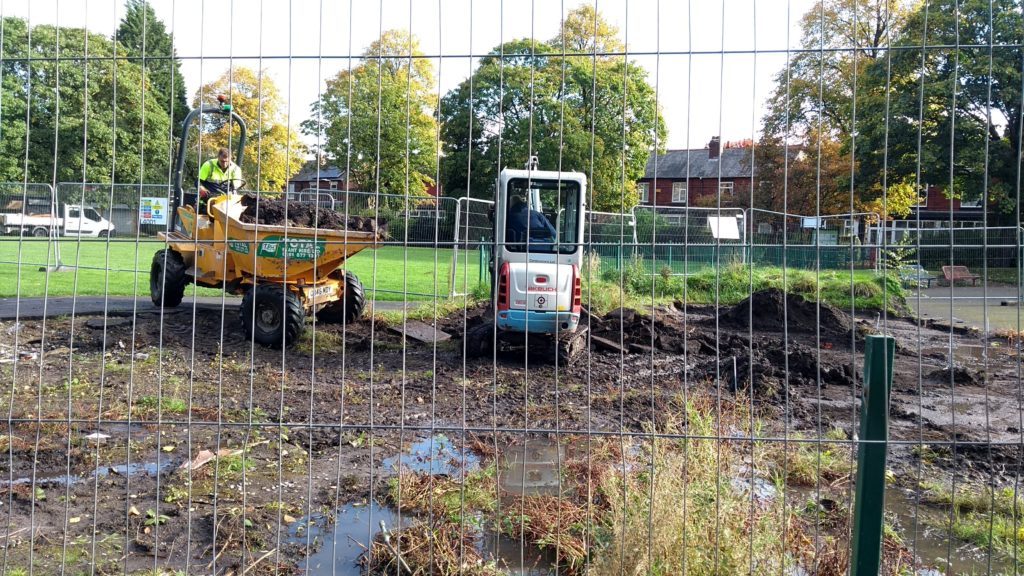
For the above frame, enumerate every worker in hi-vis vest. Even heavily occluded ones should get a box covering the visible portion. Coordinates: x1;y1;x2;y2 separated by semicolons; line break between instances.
190;147;242;210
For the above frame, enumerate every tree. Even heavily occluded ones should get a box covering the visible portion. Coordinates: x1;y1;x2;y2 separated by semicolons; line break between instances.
754;132;853;215
759;0;913;216
854;0;1021;222
303;30;438;207
762;0;911;140
0;18;172;185
440;7;665;212
191;67;306;192
859;179;921;222
116;0;189;130
552;4;624;56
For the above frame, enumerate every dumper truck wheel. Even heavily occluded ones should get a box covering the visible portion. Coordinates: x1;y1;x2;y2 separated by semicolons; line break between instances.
241;285;305;348
317;271;366;324
150;249;188;308
31;227;48;237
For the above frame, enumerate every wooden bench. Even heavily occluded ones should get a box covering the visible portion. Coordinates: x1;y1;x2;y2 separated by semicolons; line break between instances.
941;265;980;286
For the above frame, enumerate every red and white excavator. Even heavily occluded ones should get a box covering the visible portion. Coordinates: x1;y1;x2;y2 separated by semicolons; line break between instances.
465;157;589;362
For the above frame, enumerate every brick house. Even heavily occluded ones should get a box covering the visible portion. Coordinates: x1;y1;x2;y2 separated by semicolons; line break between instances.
288;160;348;194
876;184;985;246
637;137;754;208
286;160;441;220
902;184;984;225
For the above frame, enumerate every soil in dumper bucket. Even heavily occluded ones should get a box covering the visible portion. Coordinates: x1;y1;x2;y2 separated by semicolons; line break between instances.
237;193;386;236
718;288;854;337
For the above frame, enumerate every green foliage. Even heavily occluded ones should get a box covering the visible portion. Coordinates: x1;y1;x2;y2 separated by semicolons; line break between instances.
144;509;170;526
136;395;187;415
921;480;1024;559
856;0;1020;217
632;208;672;244
880;233;917;271
595;261;905;313
305;30;438;208
860;179;924;222
191;67;307;192
116;0;189;129
0;18;172;183
440;7;665;212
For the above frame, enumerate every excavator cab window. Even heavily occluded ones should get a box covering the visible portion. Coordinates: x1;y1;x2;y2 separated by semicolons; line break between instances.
504;178;579;254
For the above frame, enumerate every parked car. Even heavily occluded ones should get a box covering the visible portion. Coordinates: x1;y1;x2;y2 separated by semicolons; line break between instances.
0;199;115;237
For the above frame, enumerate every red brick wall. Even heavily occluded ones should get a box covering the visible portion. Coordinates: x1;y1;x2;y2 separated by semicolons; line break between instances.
920;184;959;211
640;177;752;208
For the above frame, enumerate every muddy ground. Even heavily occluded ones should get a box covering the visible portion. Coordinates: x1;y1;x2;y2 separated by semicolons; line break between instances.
0;290;1021;574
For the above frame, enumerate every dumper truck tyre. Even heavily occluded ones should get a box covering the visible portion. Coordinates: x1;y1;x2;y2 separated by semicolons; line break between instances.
240;285;305;348
31;227;48;237
317;271;365;324
150;249;188;308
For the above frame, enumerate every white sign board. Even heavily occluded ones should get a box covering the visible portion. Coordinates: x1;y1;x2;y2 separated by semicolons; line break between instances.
802;217;825;229
139;197;168;225
707;216;740;240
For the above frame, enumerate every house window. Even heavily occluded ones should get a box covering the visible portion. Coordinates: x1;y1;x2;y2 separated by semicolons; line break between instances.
671;182;687;204
329;180;339;190
719;181;734;196
638;182;649;203
911;187;928;208
288;182;296;193
960;196;983;209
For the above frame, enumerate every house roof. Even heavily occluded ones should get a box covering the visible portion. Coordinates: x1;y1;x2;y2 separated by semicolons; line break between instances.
291;160;346;182
643;147;754;180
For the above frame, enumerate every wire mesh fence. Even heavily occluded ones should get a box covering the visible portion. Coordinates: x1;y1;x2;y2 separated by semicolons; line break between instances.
1;1;1023;575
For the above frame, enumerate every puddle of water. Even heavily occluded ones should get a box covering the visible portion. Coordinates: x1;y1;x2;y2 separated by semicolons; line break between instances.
383;434;479;476
732;475;778;503
1;457;175;488
290;502;407;576
884;486;1019;574
919;344;1012;370
955;345;986;363
293;502;556;576
479;530;557;576
499;437;566;497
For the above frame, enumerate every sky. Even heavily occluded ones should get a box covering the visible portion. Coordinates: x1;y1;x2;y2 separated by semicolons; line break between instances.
1;0;818;152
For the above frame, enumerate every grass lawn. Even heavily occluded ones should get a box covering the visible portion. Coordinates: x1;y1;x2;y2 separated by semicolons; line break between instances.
0;237;905;313
0;238;483;301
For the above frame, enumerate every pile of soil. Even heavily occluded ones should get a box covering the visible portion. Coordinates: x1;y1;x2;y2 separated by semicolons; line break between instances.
587;305;692;354
718;288;855;337
237;193;385;235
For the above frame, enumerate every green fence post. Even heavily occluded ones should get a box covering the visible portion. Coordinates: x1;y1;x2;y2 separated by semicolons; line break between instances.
851;334;896;576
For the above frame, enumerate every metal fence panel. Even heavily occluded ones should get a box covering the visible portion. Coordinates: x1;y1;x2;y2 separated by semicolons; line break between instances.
632;205;747;274
3;2;1024;575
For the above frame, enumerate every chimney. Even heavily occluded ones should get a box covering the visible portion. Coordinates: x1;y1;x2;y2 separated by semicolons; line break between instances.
708;136;721;160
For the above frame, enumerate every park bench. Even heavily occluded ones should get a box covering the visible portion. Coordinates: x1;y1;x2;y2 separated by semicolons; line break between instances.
899;264;938;288
941;265;980;286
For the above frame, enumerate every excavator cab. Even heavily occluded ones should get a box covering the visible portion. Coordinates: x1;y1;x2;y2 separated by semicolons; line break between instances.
465;157;589;362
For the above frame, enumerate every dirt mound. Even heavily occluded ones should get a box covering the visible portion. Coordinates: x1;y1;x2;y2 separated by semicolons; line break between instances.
587;305;693;355
927;365;980;386
718;289;854;336
237;193;385;235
